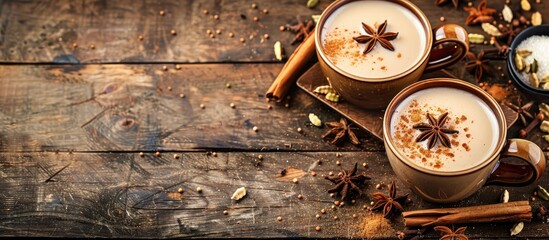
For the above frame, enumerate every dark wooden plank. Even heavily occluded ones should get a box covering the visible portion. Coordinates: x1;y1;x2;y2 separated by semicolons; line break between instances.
1;151;548;238
0;0;326;63
1;0;547;64
0;64;384;152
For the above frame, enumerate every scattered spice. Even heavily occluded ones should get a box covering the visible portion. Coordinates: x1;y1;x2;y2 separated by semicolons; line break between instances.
434;226;469;240
196;187;202;193
231;187;247;201
413;112;459;149
325;162;370;201
465;51;493;82
510;222;524;236
371;182;408;219
322;118;360;145
464;0;496;25
307;0;319;8
139;152;144;157
315;226;321;231
277;216;283;221
435;0;461;8
353;20;399;54
505;100;534;126
285;16;315;45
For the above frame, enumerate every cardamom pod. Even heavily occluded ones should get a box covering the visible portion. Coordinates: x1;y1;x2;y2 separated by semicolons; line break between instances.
538;185;549;201
510;222;524;236
274;41;284;61
231;187;247;201
482;23;502;37
540;103;549;120
525;63;531;74
502;5;513;23
541;120;549;133
531;11;542;26
312;15;321;24
313;85;336;95
325;92;340;102
309;113;322;127
530;73;540;88
468;33;485;44
516;49;532;57
543;135;549;143
515;53;525;72
541;74;549;83
501;189;510;203
531;59;539;73
307;0;319;8
521;0;531;11
543;83;549;90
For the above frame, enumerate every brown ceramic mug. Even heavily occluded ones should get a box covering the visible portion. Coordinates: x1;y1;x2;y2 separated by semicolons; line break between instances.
315;0;469;109
383;78;546;203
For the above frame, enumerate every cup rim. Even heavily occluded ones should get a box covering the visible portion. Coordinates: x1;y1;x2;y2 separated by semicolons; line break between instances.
382;78;508;176
314;0;433;82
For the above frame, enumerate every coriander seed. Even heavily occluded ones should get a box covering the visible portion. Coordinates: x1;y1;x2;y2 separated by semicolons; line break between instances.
230;103;235;108
170;29;177;35
336;160;341;166
215;29;221;35
226;83;231;88
72;43;78;49
292;178;298;183
203;9;209;15
277;216;282;221
139;152;144;157
352;214;357;218
178;188;184;193
179;93;185;98
253;16;259;22
173;154;180;159
297;194;303;199
315;226;321;231
263;34;269;39
228;32;234;38
239;37;245;43
196;187;202;193
200;104;205;109
252;126;258;132
89;44;95;50
223;210;228;215
258;155;263;160
315;214;320;219
213;14;219;20
212;152;218;157
333;216;338;220
159;10;165;16
155;151;161;157
251;3;257;9
279;25;286;31
138;35;144;41
262;9;268;14
297;127;302;133
162;65;168;71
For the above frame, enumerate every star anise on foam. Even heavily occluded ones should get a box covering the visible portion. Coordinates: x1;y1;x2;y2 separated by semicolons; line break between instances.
322;118;360;145
371;182;408;219
413;112;459;150
505;100;534;126
463;0;496;26
434;226;469;240
465;51;494;82
325;162;371;201
435;0;460;8
353;20;399;54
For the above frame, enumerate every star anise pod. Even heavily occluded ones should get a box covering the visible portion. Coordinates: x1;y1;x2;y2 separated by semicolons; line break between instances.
434;226;469;240
413;112;459;150
371;182;408;219
465;51;493;82
463;0;496;25
322;118;360;145
505;100;534;126
325;162;371;200
435;0;460;8
353;20;399;54
498;25;522;45
285;16;315;45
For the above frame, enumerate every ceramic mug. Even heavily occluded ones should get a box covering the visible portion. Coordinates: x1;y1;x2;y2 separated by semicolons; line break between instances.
383;78;546;203
315;0;469;109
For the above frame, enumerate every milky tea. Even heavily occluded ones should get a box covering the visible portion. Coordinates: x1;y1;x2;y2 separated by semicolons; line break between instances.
320;0;427;78
389;87;500;172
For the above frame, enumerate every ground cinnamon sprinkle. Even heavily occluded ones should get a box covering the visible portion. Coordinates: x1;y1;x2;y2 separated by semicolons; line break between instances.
392;100;473;170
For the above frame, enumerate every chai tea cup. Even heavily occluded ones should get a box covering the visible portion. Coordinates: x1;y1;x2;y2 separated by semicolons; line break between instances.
383;78;546;203
315;0;469;109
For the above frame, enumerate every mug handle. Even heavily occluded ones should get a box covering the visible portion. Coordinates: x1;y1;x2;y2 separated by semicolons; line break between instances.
486;139;546;186
424;23;469;72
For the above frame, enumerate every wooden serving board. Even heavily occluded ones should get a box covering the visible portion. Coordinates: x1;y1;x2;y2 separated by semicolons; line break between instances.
296;63;518;141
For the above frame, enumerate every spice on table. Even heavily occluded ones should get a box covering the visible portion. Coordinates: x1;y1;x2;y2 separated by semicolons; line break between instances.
325;162;370;200
231;187;247;201
322;118;360;145
510;222;524;236
370;182;408;219
434;226;469;240
464;0;496;25
519;113;544;138
196;187;202;193
434;0;461;8
286;16;315;45
465;51;493;82
402;201;532;227
505;100;534;126
353;20;399;54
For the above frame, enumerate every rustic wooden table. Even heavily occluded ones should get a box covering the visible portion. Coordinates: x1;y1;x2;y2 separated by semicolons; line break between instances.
0;0;548;239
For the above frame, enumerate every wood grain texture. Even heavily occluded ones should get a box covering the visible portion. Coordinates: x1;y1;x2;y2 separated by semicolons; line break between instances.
0;64;383;152
1;151;548;238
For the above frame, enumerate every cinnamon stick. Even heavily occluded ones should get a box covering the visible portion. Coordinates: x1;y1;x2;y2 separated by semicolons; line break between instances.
265;29;316;102
402;201;532;227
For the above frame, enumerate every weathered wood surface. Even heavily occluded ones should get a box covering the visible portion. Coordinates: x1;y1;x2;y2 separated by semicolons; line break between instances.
0;64;383;152
0;0;548;239
1;151;548;238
